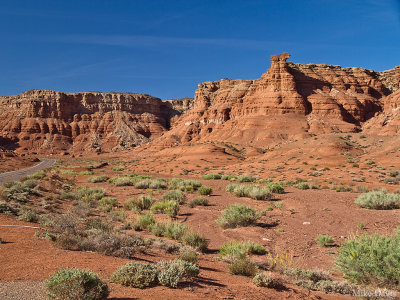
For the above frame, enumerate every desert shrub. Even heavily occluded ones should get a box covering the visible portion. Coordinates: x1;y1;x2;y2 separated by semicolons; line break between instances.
17;207;39;222
237;175;256;182
125;195;154;211
217;204;259;229
28;170;47;180
150;201;180;218
77;186;105;201
79;232;140;258
55;233;82;250
198;186;212;196
98;197;118;212
294;279;354;295
157;259;199;288
78;171;94;175
252;273;280;288
188;197;209;208
202;173;222;180
110;262;158;288
283;268;331;282
225;184;238;193
296;182;310;190
0;201;19;215
0;237;3;244
162;190;185;204
88;175;108;183
227;184;272;200
84;219;113;233
60;191;77;200
354;190;400;210
178;250;198;264
316;235;334;247
138;213;155;229
2;180;40;202
113;177;133;186
112;165;125;171
135;179;167;189
151;222;166;237
265;182;285;194
336;232;400;287
45;267;109;300
229;258;257;277
219;241;266;259
163;222;187;240
168;178;202;191
222;174;237;180
182;232;208;252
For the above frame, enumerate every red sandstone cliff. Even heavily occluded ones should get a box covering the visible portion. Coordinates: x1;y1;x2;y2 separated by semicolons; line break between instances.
0;90;191;153
157;53;398;147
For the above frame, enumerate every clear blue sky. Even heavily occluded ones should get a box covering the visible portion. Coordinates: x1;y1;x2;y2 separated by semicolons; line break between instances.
1;0;399;99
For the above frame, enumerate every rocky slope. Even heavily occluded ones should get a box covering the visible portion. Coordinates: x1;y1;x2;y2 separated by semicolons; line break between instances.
158;53;399;147
0;90;192;153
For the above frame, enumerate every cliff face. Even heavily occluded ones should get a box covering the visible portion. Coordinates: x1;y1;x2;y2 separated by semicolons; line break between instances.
160;53;399;147
0;90;192;153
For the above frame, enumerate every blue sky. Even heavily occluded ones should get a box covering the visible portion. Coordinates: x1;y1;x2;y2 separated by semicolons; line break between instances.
1;0;399;99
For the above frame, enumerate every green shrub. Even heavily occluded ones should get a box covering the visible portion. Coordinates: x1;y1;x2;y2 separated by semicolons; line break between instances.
296;182;310;190
265;182;285;194
77;187;105;201
0;201;18;215
17;208;39;222
0;237;3;244
229;258;257;277
182;232;208;252
98;197;118;212
226;184;272;200
110;262;158;288
253;273;280;288
125;195;154;211
157;259;199;288
88;175;108;183
219;241;266;259
29;170;47;180
316;235;334;247
79;171;94;175
283;268;331;282
45;267;109;300
162;190;185;204
217;204;259;229
150;201;180;218
222;174;237;180
188;197;209;208
202;173;222;180
336;232;400;287
151;222;166;237
198;186;212;196
354;190;400;210
178;250;198;264
112;165;125;171
169;178;202;191
163;222;187;240
135;179;167;189
237;175;256;183
113;177;133;186
138;213;155;229
2;180;40;202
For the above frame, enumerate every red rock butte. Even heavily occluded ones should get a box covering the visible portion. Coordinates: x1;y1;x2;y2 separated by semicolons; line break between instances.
0;52;399;153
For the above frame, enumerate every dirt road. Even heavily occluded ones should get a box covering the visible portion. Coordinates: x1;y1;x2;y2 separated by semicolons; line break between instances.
0;159;56;184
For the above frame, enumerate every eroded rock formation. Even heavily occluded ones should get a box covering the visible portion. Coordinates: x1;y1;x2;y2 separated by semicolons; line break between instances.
159;53;399;147
0;90;192;153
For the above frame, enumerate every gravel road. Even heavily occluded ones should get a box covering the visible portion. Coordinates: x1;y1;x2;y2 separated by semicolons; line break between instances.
0;158;56;184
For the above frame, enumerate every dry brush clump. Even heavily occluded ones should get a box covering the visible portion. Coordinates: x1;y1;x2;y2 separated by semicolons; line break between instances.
354;190;400;210
217;204;261;229
45;267;109;300
110;259;199;289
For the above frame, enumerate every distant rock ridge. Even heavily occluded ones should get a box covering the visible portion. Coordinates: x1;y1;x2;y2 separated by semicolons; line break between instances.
0;90;193;153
